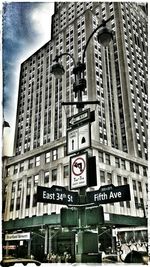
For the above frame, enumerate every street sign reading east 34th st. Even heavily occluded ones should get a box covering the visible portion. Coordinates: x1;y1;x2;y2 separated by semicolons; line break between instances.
37;185;78;205
86;184;131;205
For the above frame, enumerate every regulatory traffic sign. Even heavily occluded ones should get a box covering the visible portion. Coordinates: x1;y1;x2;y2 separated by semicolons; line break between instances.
86;184;131;205
70;152;88;190
67;109;90;128
37;185;79;205
67;123;91;155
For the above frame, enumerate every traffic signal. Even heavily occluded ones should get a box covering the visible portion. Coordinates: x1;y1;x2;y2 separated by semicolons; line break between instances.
86;206;104;225
60;208;78;227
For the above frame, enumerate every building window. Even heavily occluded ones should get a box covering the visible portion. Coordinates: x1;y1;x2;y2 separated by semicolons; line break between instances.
107;173;112;184
134;196;139;208
117;176;122;186
18;180;22;191
20;162;24;172
105;154;110;165
99;151;104;163
133;180;136;191
34;174;39;185
33;194;37;207
27;177;32;188
16;197;20;210
52;149;58;161
121;159;126;169
115;157;120;168
44;171;49;183
100;170;105;183
123;177;128;185
12;182;16;192
10;199;14;211
126;201;130;208
143;167;147;176
135;164;139;174
14;165;18;174
45;152;50;163
26;195;30;209
64;165;69;178
130;162;134;172
52;169;57;181
138;181;142;192
29;158;34;169
35;156;40;166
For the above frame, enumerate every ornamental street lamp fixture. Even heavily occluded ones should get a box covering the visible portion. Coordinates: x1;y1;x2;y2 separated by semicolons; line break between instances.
51;16;113;111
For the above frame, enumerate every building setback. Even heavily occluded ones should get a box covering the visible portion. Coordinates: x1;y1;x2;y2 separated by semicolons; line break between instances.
3;2;148;262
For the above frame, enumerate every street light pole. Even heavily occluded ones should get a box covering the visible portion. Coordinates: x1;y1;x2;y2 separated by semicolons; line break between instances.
51;17;113;263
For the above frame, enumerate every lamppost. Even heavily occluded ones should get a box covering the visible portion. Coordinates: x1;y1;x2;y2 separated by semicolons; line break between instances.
51;16;113;263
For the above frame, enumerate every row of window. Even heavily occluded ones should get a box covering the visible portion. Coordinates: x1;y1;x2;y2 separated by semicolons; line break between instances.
98;151;147;176
9;149;58;176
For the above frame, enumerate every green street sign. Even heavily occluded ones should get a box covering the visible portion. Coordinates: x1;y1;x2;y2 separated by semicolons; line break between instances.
37;185;79;205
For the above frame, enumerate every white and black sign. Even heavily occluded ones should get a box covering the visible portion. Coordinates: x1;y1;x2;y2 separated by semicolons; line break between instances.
86;184;131;204
70;152;88;189
37;185;78;205
67;123;91;155
67;109;90;128
5;233;30;241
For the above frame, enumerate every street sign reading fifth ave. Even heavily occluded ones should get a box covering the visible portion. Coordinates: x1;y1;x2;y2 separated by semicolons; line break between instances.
70;152;88;190
37;185;78;205
86;184;131;205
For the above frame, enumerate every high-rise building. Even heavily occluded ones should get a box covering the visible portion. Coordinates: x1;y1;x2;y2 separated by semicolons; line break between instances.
3;2;148;262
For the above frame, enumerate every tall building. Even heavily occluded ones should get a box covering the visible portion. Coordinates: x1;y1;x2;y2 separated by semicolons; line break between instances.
3;2;148;262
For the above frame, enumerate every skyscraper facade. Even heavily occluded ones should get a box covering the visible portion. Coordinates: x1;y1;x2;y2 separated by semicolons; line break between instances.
3;2;148;261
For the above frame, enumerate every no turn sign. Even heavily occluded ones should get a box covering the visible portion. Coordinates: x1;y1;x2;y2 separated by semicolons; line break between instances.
70;152;88;190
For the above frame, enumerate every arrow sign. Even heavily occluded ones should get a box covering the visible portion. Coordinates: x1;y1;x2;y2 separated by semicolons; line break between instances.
67;109;90;128
37;185;79;205
86;184;131;205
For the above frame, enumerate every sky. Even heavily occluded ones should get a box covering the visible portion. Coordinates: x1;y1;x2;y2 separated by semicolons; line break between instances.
2;1;54;156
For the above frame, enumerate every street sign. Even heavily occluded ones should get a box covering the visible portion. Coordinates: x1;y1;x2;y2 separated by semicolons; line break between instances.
86;184;131;205
67;109;90;128
5;233;30;241
67;123;91;155
37;185;79;205
70;152;88;190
